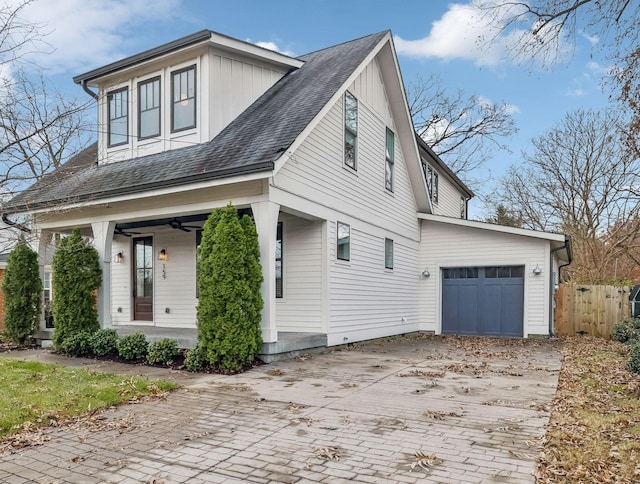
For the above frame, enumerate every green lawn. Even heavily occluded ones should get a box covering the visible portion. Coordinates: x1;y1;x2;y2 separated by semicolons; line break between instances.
0;357;177;438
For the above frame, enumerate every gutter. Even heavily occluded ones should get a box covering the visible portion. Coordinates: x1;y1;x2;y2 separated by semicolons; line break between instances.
549;235;572;337
80;79;99;100
1;213;31;233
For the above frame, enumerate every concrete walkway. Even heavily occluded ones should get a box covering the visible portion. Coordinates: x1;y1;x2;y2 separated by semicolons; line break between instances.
0;335;562;483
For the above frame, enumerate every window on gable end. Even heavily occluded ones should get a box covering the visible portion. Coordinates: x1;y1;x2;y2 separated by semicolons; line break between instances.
460;196;466;219
344;91;357;170
107;88;128;147
138;76;160;139
432;170;439;204
171;65;196;132
385;128;395;192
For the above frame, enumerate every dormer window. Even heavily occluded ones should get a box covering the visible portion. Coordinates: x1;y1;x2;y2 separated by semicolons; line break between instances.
108;88;128;147
171;65;196;132
138;77;160;139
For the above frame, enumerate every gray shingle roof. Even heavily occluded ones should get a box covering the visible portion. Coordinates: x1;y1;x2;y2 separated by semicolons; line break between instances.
5;31;388;213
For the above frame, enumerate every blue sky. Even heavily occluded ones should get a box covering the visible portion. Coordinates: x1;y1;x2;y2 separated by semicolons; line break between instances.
12;0;613;218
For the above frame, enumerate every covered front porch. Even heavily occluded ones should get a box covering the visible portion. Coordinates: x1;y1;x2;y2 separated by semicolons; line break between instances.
33;193;329;359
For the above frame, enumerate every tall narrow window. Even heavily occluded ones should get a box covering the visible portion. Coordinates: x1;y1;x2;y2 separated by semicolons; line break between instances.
385;128;395;191
344;91;357;170
195;229;202;298
337;222;350;261
172;65;196;132
44;271;54;328
385;238;394;270
138;77;160;139
432;170;439;204
108;88;128;146
460;197;466;219
276;222;283;298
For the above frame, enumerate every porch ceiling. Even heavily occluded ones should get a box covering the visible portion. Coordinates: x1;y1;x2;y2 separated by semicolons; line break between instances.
114;209;253;234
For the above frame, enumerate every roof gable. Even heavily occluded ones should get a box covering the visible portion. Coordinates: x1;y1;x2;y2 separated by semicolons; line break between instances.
6;31;389;214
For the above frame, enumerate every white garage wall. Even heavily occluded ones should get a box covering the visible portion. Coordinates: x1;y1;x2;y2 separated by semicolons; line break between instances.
419;220;552;336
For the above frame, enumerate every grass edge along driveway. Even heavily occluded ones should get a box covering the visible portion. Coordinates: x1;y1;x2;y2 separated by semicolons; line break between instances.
0;357;177;439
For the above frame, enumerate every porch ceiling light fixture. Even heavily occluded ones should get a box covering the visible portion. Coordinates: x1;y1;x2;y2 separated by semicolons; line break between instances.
533;264;542;275
115;252;124;264
422;268;430;278
159;249;168;261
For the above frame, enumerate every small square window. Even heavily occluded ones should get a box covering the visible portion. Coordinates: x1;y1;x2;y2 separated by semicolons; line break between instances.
107;88;128;147
384;238;393;270
171;65;196;132
385;128;394;191
337;222;350;261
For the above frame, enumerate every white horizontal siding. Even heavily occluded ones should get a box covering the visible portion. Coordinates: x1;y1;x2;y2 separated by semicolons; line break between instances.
275;215;323;332
273;54;419;242
433;171;464;218
419;220;551;337
111;228;198;328
328;220;420;345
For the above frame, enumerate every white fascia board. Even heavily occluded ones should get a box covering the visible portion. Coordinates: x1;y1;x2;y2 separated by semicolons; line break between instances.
22;170;273;218
271;33;391;176
210;32;304;69
419;213;567;242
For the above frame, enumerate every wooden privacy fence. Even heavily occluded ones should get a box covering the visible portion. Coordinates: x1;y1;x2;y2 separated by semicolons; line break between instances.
554;284;630;338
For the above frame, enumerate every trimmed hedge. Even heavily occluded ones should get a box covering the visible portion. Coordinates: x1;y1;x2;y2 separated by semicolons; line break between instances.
147;338;179;366
117;332;148;361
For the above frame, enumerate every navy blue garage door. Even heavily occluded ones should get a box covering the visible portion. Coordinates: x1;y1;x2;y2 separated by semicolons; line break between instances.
442;266;524;337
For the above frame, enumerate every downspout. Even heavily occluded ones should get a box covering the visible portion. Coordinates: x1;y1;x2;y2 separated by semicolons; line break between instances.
2;213;31;233
549;235;573;336
80;79;99;100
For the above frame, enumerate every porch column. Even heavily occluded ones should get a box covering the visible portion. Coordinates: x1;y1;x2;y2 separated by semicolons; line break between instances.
251;201;280;343
91;221;116;328
30;228;53;331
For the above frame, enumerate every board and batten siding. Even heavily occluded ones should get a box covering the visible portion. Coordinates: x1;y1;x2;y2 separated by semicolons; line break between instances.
327;220;420;345
419;220;551;336
273;54;419;242
111;228;198;327
275;215;323;332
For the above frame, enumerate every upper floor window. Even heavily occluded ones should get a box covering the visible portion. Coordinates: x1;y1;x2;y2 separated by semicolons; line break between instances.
108;88;128;147
385;128;394;192
337;222;350;261
138;77;161;139
460;196;466;219
422;161;439;205
172;65;196;132
344;91;357;170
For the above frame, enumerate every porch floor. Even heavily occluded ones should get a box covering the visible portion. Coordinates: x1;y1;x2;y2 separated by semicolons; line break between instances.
35;327;328;362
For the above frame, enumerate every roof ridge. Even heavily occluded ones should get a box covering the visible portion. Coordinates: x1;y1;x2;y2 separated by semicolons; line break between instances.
299;30;390;59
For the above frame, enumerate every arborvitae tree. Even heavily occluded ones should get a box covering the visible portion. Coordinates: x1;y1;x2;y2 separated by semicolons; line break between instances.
52;228;102;348
2;238;42;344
196;204;263;370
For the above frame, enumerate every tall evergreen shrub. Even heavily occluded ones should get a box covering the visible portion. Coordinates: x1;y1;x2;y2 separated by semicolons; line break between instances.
196;204;263;370
52;228;102;348
2;238;42;344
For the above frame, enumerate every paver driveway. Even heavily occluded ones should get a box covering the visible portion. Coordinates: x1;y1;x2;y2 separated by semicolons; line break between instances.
0;334;561;483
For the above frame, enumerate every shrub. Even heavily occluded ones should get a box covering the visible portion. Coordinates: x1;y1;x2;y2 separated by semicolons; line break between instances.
90;329;119;357
52;228;102;348
147;338;179;366
613;317;640;344
196;204;263;371
117;332;148;361
2;238;42;344
184;345;206;372
61;331;94;357
627;340;640;373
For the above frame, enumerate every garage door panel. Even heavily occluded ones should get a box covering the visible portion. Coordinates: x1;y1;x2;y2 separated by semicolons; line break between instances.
442;266;524;337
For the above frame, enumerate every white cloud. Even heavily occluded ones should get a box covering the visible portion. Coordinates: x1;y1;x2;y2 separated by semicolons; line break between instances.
566;88;586;97
580;31;599;46
4;0;181;74
394;1;569;67
250;40;295;57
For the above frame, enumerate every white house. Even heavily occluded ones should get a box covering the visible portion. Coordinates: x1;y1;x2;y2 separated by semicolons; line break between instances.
2;30;571;359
